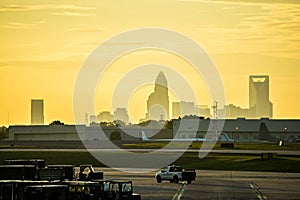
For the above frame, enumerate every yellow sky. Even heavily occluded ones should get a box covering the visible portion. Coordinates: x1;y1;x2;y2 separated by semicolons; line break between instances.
0;0;300;125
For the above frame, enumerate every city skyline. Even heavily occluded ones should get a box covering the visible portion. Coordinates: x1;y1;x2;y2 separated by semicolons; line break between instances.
1;0;300;125
7;74;275;125
0;72;294;126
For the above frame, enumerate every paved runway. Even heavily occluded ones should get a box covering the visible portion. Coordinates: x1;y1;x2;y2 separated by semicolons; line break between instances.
1;148;300;156
98;168;300;200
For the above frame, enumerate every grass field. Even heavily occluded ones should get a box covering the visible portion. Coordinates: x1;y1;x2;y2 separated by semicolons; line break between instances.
0;151;299;173
123;142;300;151
176;153;300;172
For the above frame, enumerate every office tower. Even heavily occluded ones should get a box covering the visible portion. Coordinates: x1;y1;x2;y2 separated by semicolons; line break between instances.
31;99;44;125
172;101;198;118
198;105;211;119
249;75;273;118
90;115;98;124
114;108;129;124
146;71;169;120
222;104;249;119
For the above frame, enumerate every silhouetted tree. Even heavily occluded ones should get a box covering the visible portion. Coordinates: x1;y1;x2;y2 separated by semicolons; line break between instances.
100;121;116;127
110;131;122;141
164;119;173;129
0;126;8;140
49;120;65;125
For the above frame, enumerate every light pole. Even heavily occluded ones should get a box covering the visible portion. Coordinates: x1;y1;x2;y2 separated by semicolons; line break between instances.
234;126;239;142
283;127;288;141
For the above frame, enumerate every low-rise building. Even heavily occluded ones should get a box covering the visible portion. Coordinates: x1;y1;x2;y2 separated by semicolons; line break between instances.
173;118;300;142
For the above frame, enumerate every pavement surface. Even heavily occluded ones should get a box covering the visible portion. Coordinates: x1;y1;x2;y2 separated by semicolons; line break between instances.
1;148;300;156
98;168;300;200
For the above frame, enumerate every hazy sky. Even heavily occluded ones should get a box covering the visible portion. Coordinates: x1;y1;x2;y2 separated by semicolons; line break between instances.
1;0;300;125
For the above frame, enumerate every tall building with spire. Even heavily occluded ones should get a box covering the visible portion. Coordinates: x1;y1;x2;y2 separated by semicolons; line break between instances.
145;71;169;121
249;75;273;118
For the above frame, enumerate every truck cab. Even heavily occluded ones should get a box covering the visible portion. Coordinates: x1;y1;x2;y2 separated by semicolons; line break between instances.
78;165;103;181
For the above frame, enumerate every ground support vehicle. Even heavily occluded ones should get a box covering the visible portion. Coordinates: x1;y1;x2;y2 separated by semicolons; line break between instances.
3;159;45;168
107;180;141;200
155;165;196;184
0;180;56;200
24;185;68;200
78;165;104;181
0;160;141;200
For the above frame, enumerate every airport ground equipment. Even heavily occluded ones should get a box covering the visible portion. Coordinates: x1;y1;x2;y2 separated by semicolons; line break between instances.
0;160;141;200
0;179;142;200
108;180;141;200
0;180;55;200
3;159;45;168
78;165;104;181
155;165;196;184
0;165;37;180
1;160;74;181
24;185;68;200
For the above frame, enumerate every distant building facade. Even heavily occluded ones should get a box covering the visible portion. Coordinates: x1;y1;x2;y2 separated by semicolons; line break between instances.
8;124;171;141
219;104;249;119
145;71;169;120
31;99;44;125
198;105;211;119
89;115;98;124
9;125;85;140
8;119;300;142
173;118;300;142
172;101;199;118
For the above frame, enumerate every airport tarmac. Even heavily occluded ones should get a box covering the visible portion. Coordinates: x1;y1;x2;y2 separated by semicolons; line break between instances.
98;168;300;200
1;148;300;156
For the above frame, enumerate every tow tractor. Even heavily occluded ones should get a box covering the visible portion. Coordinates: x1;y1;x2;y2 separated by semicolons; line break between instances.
78;164;104;181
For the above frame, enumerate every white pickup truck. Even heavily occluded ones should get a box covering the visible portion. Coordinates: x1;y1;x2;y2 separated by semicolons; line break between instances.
155;165;196;184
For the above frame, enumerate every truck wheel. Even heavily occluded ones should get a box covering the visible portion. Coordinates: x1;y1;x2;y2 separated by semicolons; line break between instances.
173;176;179;184
156;176;162;183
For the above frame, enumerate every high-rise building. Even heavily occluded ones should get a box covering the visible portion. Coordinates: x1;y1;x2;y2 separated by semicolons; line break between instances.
221;104;249;119
172;101;199;118
89;115;98;124
249;75;273;118
31;99;44;125
198;105;211;119
114;108;129;124
146;71;169;121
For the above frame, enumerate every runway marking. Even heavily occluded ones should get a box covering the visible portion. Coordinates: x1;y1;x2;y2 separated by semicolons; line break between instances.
172;182;187;200
230;170;236;199
250;182;267;200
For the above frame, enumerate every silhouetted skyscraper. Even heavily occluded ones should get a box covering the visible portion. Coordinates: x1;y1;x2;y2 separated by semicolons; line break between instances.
146;71;169;120
249;75;273;118
31;99;44;125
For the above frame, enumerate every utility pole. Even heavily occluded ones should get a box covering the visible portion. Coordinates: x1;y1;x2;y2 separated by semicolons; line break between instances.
212;101;218;140
7;112;10;126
